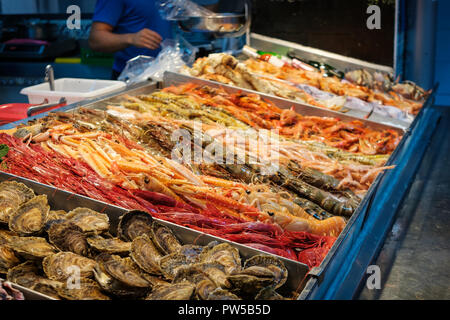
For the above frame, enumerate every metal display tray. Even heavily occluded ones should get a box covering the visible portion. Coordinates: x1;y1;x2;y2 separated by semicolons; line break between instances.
246;33;436;129
162;71;407;132
0;171;309;300
250;33;394;75
0;73;436;300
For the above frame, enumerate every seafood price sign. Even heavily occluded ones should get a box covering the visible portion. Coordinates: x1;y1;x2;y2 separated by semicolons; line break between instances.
178;304;271;317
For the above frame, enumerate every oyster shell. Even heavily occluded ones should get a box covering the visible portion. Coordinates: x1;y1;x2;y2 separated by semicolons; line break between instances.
130;234;163;275
94;253;151;298
30;282;61;300
158;244;204;279
118;210;153;242
194;262;230;289
159;253;191;280
207;288;241;300
8;236;57;260
48;222;89;256
0;245;20;273
87;235;131;255
145;283;195;300
8;194;49;235
56;277;111;300
43;252;96;281
227;273;274;299
45;210;68;226
244;255;288;289
255;287;285;300
66;207;109;234
150;222;182;255
173;264;213;285
6;261;40;287
7;261;61;299
0;181;35;224
178;244;203;262
198;242;241;274
0;229;16;245
195;279;218;300
172;265;220;300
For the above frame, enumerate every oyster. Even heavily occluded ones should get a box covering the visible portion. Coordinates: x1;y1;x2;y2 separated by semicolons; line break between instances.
30;282;61;300
0;230;16;245
194;262;230;289
66;207;109;234
94;253;151;298
48;222;88;256
56;277;111;300
0;245;20;273
207;288;241;300
87;235;131;255
7;261;61;299
45;210;68;226
172;265;219;300
43;252;96;281
130;234;163;275
255;287;285;300
227;273;275;299
159;253;191;280
198;242;241;274
8;236;57;260
6;261;40;287
145;283;195;300
151;222;182;255
158;245;204;279
118;210;153;242
195;279;219;300
8;194;49;235
0;181;35;224
244;255;288;289
178;244;203;262
173;264;214;285
140;273;170;288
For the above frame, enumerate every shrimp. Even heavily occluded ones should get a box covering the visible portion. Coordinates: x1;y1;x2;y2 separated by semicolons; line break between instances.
261;209;346;237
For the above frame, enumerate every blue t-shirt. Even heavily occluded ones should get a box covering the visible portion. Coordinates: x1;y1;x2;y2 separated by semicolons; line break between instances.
92;0;173;73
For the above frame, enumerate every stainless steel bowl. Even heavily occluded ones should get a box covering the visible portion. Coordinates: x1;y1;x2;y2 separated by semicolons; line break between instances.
178;13;247;36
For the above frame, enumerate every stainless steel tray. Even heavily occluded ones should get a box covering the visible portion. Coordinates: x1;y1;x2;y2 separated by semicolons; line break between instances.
250;33;394;74
0;72;416;300
0;277;57;300
0;171;309;300
162;71;407;132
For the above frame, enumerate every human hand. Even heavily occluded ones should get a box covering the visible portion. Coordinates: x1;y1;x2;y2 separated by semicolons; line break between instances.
129;28;163;50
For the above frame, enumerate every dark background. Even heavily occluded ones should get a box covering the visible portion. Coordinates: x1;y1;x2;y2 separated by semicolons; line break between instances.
251;0;395;66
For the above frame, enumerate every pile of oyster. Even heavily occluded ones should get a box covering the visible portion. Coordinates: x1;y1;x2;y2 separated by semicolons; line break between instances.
0;181;290;300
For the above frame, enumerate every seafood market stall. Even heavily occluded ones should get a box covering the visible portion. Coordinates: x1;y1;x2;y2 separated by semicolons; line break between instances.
0;57;438;299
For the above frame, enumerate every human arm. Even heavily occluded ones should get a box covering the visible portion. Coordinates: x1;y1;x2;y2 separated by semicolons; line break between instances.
88;22;163;53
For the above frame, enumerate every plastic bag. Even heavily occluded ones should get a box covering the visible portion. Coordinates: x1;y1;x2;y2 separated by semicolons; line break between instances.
156;0;214;20
118;37;197;84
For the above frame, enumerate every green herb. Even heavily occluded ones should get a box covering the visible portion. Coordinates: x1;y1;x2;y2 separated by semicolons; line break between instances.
0;144;9;161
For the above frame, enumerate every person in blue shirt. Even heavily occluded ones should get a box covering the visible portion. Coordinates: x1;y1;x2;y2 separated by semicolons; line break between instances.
89;0;218;79
89;0;172;79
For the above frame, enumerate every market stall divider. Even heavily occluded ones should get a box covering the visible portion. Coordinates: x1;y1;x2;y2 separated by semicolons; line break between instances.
1;70;436;298
0;171;309;300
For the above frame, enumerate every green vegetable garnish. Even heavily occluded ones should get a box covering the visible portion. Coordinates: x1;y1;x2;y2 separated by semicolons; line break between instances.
0;144;10;161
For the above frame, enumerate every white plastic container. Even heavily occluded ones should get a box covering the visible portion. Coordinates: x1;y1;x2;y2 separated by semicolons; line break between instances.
20;78;126;105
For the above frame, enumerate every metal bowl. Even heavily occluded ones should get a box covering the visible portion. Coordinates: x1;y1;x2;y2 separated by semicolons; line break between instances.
178;13;246;35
